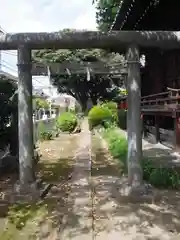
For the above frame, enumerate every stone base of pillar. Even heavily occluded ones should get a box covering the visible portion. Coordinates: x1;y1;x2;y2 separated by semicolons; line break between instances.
1;180;52;204
11;181;40;203
114;177;160;203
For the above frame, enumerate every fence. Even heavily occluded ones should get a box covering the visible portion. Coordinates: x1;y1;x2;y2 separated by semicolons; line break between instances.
33;118;56;144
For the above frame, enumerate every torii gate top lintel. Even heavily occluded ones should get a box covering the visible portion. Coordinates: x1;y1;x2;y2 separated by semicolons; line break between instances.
0;31;180;50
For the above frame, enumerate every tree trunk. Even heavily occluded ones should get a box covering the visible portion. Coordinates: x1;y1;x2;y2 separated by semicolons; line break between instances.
126;43;143;187
17;45;35;187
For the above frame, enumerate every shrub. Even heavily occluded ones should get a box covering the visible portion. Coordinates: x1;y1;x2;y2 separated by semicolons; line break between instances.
102;128;127;171
36;120;55;141
88;105;113;130
101;101;118;123
102;126;180;189
40;131;53;141
56;112;78;133
143;159;180;188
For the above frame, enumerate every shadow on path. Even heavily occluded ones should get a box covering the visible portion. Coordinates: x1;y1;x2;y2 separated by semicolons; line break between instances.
59;119;93;240
91;132;180;240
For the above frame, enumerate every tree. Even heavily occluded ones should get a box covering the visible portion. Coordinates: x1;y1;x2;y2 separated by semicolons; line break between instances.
0;76;18;155
51;74;119;111
93;0;121;31
33;97;49;111
0;77;17;130
32;35;126;110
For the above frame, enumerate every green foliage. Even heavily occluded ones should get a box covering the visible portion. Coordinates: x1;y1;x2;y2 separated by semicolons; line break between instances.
33;97;49;110
118;109;127;129
0;78;17;130
32;34;126;108
33;46;103;64
102;126;180;188
40;131;53;141
36;120;56;141
100;101;118;123
88;105;113;129
119;88;127;96
8;202;47;229
0;77;18;151
56;112;78;133
93;0;121;31
143;160;180;188
102;128;127;170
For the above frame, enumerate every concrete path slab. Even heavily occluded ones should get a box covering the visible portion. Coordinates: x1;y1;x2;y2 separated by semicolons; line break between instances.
60;119;92;240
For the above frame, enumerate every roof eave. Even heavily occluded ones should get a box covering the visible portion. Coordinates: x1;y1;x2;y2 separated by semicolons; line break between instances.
0;70;18;82
110;0;133;31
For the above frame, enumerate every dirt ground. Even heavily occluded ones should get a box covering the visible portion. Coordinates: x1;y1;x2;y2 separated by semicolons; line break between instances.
0;133;79;240
1;121;180;239
91;133;180;240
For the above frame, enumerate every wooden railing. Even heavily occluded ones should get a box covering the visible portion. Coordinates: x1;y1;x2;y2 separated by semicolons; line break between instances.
117;88;180;112
141;88;180;111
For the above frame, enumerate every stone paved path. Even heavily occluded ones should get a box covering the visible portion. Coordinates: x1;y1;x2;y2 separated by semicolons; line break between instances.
60;119;92;239
58;120;180;240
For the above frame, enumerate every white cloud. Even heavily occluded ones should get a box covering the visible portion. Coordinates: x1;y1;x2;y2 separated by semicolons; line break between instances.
0;0;97;90
0;0;97;32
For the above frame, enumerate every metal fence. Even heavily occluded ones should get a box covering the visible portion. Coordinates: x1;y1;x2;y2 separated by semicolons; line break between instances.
33;118;56;143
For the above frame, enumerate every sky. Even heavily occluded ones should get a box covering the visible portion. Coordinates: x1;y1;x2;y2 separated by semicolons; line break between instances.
0;0;97;96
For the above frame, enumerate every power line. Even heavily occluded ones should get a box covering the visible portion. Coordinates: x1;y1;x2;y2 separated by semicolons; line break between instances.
0;26;6;34
0;25;53;88
1;63;17;74
1;60;44;85
2;59;17;68
2;51;17;56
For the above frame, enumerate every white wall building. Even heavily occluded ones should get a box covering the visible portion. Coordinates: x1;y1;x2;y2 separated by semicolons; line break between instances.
50;94;76;110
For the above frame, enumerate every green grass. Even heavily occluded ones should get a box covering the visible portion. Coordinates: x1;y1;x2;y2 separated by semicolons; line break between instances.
0;158;73;239
100;126;180;189
101;127;127;170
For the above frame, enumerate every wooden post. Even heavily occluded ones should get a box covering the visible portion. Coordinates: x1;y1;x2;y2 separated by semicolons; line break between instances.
17;45;35;188
126;43;143;187
155;115;160;143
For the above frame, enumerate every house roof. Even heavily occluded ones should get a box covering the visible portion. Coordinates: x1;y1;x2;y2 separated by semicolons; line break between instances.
0;70;18;82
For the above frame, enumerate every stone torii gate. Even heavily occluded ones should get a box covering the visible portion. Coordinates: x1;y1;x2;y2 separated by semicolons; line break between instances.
0;30;180;193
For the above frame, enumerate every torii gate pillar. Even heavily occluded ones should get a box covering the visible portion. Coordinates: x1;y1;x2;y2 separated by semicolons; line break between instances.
126;43;143;187
17;45;35;189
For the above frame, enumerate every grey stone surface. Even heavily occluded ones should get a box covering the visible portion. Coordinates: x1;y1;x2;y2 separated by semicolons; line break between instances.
0;31;180;50
60;119;92;240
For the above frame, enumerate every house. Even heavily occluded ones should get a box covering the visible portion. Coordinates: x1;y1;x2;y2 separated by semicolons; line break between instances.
50;94;76;110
